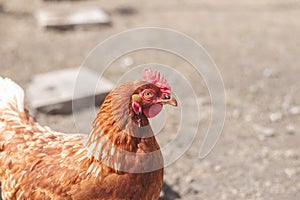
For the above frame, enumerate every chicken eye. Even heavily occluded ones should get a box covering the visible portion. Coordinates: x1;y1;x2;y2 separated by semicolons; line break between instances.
144;91;153;97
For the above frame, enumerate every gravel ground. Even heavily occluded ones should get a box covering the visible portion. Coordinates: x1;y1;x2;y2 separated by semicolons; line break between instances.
1;0;300;199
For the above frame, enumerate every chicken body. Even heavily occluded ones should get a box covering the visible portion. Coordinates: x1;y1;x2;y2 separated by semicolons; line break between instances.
0;78;165;200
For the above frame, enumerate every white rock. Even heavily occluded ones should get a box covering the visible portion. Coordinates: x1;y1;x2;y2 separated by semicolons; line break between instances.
244;114;252;122
289;106;300;115
121;57;134;68
284;168;297;178
36;7;111;29
214;165;221;172
253;124;275;137
185;175;194;183
281;94;292;111
264;181;272;187
269;112;283;122
231;188;238;195
232;109;241;119
284;149;297;159
286;124;296;135
263;68;277;78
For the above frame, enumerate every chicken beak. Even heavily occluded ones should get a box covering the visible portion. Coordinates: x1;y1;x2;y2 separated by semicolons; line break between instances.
163;97;178;106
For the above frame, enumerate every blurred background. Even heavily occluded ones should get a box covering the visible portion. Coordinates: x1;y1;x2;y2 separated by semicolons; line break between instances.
1;0;300;199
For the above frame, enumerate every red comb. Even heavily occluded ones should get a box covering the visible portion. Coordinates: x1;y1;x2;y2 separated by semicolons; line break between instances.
142;68;171;94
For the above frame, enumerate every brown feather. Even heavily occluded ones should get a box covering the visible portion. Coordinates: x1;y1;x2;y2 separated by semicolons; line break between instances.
0;79;163;200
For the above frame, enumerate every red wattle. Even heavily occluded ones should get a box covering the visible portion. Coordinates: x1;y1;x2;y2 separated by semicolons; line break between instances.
144;104;163;118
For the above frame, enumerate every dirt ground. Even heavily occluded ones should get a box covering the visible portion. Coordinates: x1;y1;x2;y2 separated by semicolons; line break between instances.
1;0;300;199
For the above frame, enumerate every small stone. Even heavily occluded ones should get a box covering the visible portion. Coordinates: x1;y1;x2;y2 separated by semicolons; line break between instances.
253;124;275;137
232;109;241;119
244;114;252;122
239;192;246;198
249;85;257;93
281;94;292;111
121;57;134;68
159;189;164;198
286;124;296;135
185;175;194;183
263;67;277;78
284;168;297;178
264;181;272;187
221;193;227;200
214;165;221;172
255;192;262;197
198;96;211;106
231;188;238;195
269;112;283;122
289;106;300;115
202;161;212;169
284;150;298;159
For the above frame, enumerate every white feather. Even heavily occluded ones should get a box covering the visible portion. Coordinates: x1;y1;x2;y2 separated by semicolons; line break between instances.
0;77;24;112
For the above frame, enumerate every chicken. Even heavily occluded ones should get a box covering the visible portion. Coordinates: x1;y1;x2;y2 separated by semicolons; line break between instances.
0;68;177;200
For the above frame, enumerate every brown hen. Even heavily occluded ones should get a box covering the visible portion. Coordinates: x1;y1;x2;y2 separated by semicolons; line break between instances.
0;68;177;200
